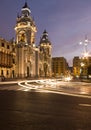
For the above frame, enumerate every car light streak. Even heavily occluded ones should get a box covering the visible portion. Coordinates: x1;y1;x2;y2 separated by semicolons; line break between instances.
0;81;18;84
41;90;91;98
25;81;38;89
18;81;31;91
17;80;91;98
79;104;91;107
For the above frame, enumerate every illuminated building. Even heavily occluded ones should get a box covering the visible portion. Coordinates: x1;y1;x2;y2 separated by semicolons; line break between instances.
14;2;39;78
14;2;52;78
73;56;91;78
73;56;80;78
39;30;52;77
52;57;68;77
0;2;52;79
0;38;16;78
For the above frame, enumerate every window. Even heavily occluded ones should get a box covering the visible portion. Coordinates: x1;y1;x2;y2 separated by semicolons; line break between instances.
12;48;15;52
12;59;15;64
7;45;10;49
1;43;4;47
7;70;9;75
1;70;3;75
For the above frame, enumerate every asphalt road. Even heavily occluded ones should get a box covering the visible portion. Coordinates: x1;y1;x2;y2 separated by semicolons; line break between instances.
0;89;91;130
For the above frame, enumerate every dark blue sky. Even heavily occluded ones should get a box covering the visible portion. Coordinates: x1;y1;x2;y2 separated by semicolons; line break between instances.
0;0;91;66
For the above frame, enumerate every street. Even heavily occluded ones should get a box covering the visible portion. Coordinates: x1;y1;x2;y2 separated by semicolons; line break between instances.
0;80;91;129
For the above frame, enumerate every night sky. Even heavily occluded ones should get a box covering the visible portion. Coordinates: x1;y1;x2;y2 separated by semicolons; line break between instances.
0;0;91;66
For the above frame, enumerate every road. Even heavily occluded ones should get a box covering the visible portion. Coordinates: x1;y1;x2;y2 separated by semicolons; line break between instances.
2;79;90;98
0;79;91;129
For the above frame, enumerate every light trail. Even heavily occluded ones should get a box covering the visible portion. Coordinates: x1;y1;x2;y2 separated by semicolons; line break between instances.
79;104;91;107
0;81;18;84
18;79;91;99
1;79;91;98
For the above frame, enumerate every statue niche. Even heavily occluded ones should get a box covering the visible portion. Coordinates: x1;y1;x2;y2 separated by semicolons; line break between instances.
19;32;26;42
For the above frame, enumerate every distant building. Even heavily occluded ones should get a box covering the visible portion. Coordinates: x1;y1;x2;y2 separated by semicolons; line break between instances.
52;57;68;77
0;38;16;78
73;56;80;78
73;56;91;78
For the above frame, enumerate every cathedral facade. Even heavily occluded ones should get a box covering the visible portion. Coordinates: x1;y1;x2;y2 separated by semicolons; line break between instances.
14;2;52;78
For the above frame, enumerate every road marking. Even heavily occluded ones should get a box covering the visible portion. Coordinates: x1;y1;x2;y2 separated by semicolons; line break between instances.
79;104;91;107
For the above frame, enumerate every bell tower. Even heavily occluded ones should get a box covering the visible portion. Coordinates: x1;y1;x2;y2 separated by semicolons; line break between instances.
15;2;37;78
15;2;37;46
39;30;52;77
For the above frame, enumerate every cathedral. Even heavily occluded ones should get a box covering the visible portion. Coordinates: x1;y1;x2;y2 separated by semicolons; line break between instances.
0;2;72;80
0;2;52;79
14;2;52;78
